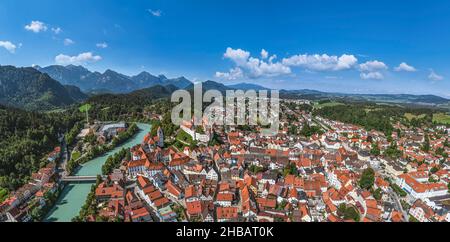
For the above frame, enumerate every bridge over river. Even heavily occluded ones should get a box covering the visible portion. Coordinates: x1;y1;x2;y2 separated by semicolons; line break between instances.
44;123;151;222
60;175;105;182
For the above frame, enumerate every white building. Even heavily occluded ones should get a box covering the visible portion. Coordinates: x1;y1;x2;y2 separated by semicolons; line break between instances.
396;173;448;200
206;169;218;181
180;125;211;143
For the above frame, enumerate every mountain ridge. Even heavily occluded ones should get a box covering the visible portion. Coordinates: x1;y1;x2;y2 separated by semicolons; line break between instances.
279;89;450;105
1;64;444;109
36;65;194;93
0;65;87;110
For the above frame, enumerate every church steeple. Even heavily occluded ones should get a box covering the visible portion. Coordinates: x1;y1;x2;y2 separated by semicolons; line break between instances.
157;126;164;148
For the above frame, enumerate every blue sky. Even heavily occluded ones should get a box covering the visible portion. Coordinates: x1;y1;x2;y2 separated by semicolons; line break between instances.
0;0;449;97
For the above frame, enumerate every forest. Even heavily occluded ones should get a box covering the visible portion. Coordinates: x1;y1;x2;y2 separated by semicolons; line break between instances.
313;102;438;135
86;85;175;122
0;105;82;192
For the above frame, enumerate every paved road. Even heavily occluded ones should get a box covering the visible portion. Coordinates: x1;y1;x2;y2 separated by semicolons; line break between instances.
57;136;70;178
388;188;408;222
212;156;222;222
312;116;332;131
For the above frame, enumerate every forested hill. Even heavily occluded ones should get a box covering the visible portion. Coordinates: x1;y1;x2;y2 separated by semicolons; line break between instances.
313;103;437;135
85;84;177;121
87;84;177;105
0;105;82;191
0;65;87;110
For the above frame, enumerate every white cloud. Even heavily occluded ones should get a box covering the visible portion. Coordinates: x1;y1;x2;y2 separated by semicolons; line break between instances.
222;48;291;78
25;21;47;33
359;60;388;72
359;60;388;80
148;9;162;17
360;72;384;80
96;42;108;48
394;62;416;72
217;47;415;81
51;27;62;34
64;38;75;46
261;49;269;59
247;57;291;78
282;53;358;71
223;47;251;66
55;52;102;65
215;67;244;80
269;55;277;63
428;69;443;81
0;41;17;53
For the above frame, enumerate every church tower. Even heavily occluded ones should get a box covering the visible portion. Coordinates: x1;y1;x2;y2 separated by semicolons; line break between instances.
157;126;164;148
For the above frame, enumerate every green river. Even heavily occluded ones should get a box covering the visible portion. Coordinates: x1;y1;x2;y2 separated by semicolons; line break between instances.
44;123;151;222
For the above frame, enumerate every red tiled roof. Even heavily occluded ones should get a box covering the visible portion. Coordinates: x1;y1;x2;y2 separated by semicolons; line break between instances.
216;193;233;202
186;200;202;216
217;207;238;220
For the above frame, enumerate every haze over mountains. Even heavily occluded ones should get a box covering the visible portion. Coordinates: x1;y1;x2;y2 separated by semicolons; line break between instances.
280;90;450;106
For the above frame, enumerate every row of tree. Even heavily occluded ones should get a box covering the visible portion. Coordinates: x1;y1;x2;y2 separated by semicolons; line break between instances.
102;148;131;175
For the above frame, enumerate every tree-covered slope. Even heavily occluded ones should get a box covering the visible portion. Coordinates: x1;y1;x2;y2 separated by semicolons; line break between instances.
0;65;86;110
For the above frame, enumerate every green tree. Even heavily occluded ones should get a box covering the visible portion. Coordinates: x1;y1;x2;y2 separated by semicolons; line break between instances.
359;168;375;190
430;166;439;174
337;203;347;216
288;125;297;135
344;207;360;222
300;123;323;137
0;188;9;203
421;135;430;152
373;188;382;200
385;141;402;159
337;203;360;222
370;142;381;156
283;163;298;177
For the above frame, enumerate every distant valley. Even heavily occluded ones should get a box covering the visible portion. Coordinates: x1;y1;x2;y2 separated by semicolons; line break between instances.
279;89;450;107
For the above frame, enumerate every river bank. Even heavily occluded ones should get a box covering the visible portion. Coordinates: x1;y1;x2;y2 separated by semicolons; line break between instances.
44;123;151;222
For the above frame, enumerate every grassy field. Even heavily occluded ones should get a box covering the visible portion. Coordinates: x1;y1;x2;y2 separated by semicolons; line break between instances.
71;151;81;161
313;101;344;109
173;130;196;149
433;113;450;124
404;113;427;120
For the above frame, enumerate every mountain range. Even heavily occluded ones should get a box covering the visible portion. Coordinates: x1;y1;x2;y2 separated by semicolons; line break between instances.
35;65;192;93
227;82;270;91
0;64;449;111
0;65;87;110
279;89;450;106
